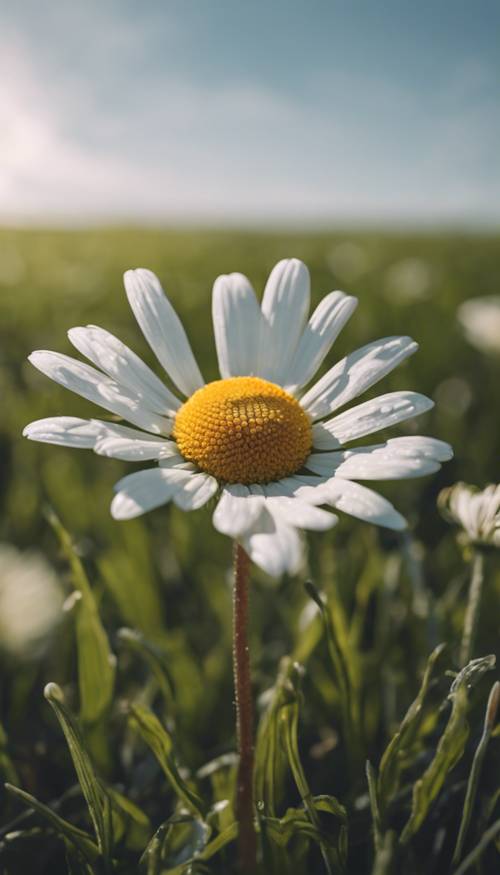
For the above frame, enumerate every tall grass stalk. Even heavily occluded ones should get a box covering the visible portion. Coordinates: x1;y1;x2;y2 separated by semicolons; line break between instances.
452;680;500;865
232;543;257;872
460;550;485;666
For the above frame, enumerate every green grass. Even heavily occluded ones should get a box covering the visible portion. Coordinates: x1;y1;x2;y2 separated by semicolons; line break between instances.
0;226;499;874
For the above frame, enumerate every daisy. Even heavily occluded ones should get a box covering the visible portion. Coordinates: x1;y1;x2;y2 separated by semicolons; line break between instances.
24;258;453;870
439;482;500;549
439;481;499;668
24;258;452;577
0;544;63;659
458;295;500;356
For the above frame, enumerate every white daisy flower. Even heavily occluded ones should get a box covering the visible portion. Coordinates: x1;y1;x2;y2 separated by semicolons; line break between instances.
0;544;64;658
458;295;500;356
439;482;500;548
24;259;452;577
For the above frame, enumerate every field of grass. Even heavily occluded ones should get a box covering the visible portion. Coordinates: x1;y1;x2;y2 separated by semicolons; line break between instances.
0;226;499;874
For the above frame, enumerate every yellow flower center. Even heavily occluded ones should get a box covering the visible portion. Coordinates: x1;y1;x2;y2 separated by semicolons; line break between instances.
173;376;312;484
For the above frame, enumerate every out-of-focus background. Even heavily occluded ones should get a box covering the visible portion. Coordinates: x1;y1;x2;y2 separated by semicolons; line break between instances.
0;4;499;873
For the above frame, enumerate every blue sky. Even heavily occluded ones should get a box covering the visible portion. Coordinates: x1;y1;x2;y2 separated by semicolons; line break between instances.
1;0;499;225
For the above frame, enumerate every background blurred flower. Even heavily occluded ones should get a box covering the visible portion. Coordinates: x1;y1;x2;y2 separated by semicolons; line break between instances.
383;257;434;304
458;296;500;355
326;241;369;282
434;377;473;418
0;544;64;658
438;482;500;548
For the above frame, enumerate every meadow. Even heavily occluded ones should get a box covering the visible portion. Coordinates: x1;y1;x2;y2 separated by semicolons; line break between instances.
0;226;499;874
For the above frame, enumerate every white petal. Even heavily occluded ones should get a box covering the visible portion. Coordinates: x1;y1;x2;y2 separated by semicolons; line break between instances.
68;325;180;415
306;436;453;480
172;472;218;510
124;268;204;396
23;417;102;448
111;467;192;520
264;494;338;531
301;336;418;421
28;351;172;435
212;485;267;538
212;273;263;378
312;391;434;449
386;435;452;459
284;292;358;393
242;520;304;577
93;424;179;461
317;478;407;530
271;475;330;505
258;259;310;384
159;456;196;472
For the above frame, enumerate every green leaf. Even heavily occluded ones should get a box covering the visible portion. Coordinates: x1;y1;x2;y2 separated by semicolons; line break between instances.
98;521;165;639
448;654;496;696
365;761;382;854
117;628;176;717
44;682;113;861
377;643;446;815
145;815;210;870
254;657;297;817
128;703;205;818
140;822;168;875
4;783;99;864
400;682;470;843
370;830;397;875
164;821;238;874
140;815;236;875
278;666;347;875
399;655;496;845
263;797;347;853
452;817;500;875
452;680;500;865
263;807;323;847
48;511;115;724
197;753;238;831
0;722;19;785
107;787;151;851
309;794;347;822
304;581;359;764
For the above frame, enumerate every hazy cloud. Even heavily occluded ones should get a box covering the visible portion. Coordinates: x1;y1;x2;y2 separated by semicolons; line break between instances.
1;2;499;225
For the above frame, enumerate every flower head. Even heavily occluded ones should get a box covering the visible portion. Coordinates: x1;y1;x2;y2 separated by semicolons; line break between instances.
24;259;452;576
439;482;500;548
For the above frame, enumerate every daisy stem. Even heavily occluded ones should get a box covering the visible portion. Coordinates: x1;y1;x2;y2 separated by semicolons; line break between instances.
232;542;257;873
460;549;485;667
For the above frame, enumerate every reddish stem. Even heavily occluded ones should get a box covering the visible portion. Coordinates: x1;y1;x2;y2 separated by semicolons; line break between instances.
233;542;257;873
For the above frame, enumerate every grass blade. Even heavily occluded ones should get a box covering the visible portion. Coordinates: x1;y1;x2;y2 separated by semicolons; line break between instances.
44;682;113;862
452;818;500;875
452;680;500;864
304;581;359;766
48;511;115;724
98;521;165;639
254;657;296;817
279;665;347;875
377;643;446;818
117;628;176;717
128;703;205;818
4;783;99;864
400;682;469;843
366;761;382;855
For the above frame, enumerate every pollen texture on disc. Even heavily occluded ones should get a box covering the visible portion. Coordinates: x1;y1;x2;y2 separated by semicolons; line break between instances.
173;376;312;484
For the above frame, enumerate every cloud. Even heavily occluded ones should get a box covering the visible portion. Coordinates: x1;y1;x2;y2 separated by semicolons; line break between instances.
0;21;499;226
